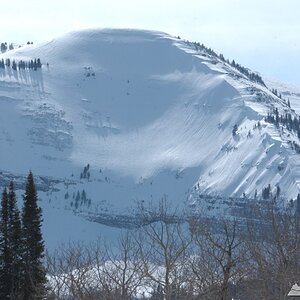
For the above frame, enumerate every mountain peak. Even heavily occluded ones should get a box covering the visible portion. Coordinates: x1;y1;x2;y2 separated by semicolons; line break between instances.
1;28;299;248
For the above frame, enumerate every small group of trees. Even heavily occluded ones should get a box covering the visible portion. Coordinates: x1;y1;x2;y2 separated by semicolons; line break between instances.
270;88;292;107
1;42;33;53
271;88;284;100
46;198;300;300
71;189;91;209
0;172;46;299
0;58;42;71
1;42;14;53
265;108;300;153
232;124;238;136
262;184;272;200
230;59;265;85
80;163;90;180
184;40;265;86
265;108;300;134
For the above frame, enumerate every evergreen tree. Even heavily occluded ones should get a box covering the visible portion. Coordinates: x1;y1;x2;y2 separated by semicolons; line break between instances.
1;42;7;53
75;191;80;209
297;194;300;213
276;185;281;198
81;189;86;204
0;188;11;299
262;184;271;199
33;59;37;71
12;60;17;71
8;181;22;299
22;171;46;299
36;58;41;68
232;124;238;136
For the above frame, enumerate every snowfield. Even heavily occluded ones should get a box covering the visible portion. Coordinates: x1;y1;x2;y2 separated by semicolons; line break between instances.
0;28;300;249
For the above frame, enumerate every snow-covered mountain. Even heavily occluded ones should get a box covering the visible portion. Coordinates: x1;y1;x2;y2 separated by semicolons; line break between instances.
0;28;299;249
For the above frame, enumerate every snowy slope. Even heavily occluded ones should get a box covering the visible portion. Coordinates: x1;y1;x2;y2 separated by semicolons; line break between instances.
0;28;300;249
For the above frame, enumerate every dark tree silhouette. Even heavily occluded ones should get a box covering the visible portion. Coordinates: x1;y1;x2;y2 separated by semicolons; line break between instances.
0;188;11;299
22;171;47;299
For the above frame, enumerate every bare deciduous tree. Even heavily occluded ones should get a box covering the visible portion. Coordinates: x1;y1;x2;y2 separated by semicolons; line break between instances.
245;200;300;300
137;200;192;300
45;198;300;300
189;217;248;300
99;231;145;299
46;242;97;300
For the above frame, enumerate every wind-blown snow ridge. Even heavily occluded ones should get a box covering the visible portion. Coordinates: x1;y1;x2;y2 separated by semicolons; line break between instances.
1;28;300;248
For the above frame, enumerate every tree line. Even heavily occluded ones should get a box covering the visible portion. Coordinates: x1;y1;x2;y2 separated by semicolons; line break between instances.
1;42;34;53
1;174;299;299
46;198;300;300
0;58;42;71
0;171;46;299
181;38;265;86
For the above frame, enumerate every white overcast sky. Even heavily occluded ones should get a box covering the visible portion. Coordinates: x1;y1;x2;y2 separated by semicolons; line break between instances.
1;0;300;85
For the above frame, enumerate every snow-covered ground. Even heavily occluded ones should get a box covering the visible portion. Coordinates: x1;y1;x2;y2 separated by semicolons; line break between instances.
0;28;300;250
